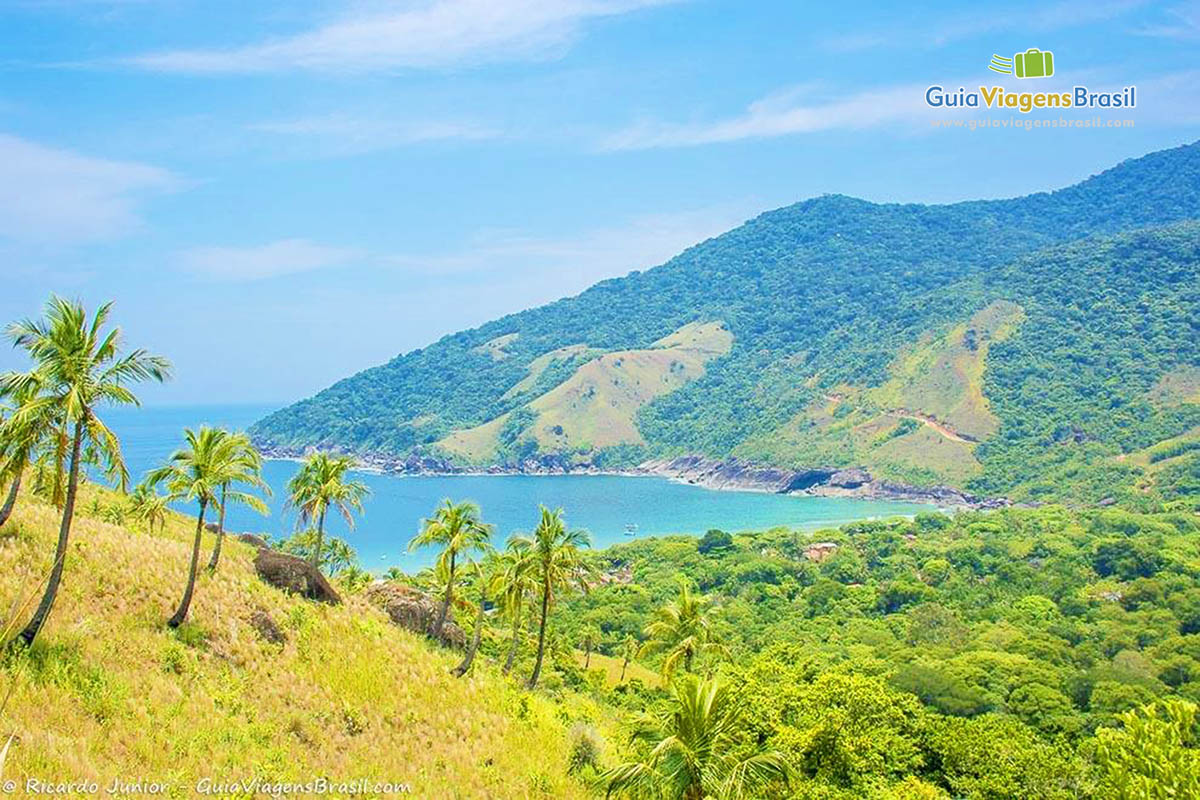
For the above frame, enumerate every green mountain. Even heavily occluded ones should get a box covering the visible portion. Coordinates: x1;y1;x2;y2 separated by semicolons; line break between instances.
251;142;1200;502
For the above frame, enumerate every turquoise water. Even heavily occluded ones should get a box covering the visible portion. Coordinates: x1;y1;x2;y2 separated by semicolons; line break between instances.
102;404;935;573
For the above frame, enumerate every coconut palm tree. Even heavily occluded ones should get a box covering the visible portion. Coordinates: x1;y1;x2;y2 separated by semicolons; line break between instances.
285;452;369;572
620;634;639;683
128;483;170;534
604;676;791;800
452;552;496;677
513;506;593;689
2;297;170;646
206;432;270;572
490;536;538;674
581;625;602;670
0;379;53;529
408;499;493;641
640;580;728;678
148;427;267;628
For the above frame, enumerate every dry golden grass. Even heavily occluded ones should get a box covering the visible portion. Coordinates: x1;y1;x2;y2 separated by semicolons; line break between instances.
0;483;591;798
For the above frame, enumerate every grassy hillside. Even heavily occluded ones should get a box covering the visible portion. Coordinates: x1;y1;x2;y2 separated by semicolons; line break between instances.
251;141;1200;501
440;321;733;462
0;486;593;798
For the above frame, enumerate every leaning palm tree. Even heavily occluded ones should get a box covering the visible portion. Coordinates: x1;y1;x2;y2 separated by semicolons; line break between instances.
513;506;593;689
2;297;170;646
206;432;270;572
490;535;538;674
285;452;369;571
604;676;791;800
641;580;728;678
408;499;493;641
128;483;170;534
0;379;54;528
148;427;267;628
452;552;497;677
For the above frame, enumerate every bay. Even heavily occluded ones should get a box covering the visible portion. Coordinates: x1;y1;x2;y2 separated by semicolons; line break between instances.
103;404;936;573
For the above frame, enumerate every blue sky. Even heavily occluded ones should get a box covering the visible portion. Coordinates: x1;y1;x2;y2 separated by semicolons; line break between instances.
1;0;1198;406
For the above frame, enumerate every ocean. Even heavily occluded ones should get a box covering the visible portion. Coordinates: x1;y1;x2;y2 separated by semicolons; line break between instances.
101;403;936;573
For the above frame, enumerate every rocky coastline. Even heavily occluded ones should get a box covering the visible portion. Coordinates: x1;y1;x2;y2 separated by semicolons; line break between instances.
255;443;1007;510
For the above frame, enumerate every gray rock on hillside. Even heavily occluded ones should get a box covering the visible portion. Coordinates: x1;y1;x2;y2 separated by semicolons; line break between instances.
365;582;466;649
249;608;287;644
253;549;342;605
237;533;270;549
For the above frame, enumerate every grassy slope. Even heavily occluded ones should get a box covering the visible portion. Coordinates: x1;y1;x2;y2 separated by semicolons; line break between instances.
573;651;661;690
0;485;589;798
440;321;733;461
735;302;1025;486
869;299;1024;441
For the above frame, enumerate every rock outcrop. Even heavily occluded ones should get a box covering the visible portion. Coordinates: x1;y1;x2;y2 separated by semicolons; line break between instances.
237;533;270;549
640;455;1007;509
253;549;342;605
640;456;808;493
249;608;287;644
365;582;466;648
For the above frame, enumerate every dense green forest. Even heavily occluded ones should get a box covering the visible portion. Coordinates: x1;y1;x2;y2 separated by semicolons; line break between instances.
534;502;1200;798
251;142;1200;502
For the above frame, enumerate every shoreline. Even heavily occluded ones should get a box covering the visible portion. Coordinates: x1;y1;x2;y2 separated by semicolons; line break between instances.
255;445;1008;511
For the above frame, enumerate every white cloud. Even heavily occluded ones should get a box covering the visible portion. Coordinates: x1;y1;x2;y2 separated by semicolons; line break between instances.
179;239;362;281
602;83;931;150
384;204;757;292
0;133;175;243
249;114;500;156
826;0;1149;51
127;0;680;74
1136;2;1200;39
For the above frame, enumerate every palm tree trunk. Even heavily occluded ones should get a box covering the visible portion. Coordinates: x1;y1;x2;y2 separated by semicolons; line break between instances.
206;484;228;572
0;471;21;528
527;582;551;688
452;601;485;677
584;641;592;669
310;506;327;570
433;551;455;640
620;654;629;682
503;607;522;674
168;498;207;629
18;420;83;646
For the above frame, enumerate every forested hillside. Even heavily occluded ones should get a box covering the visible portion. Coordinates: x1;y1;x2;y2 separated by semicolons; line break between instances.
552;503;1200;798
251;142;1200;502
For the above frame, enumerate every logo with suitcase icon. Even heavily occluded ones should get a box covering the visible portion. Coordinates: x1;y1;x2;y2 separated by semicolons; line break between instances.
989;49;1055;79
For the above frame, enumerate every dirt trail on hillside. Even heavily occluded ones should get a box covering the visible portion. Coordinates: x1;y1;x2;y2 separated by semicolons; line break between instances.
888;410;978;444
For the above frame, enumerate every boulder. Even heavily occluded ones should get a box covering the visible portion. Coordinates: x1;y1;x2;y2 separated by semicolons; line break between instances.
249;608;287;644
237;533;270;550
253;549;342;605
365;582;466;648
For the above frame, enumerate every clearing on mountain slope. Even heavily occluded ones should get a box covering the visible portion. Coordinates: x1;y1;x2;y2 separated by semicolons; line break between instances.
439;322;733;461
